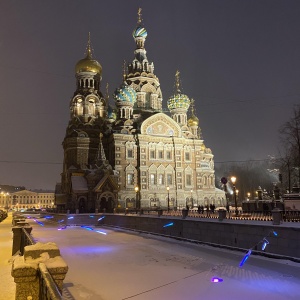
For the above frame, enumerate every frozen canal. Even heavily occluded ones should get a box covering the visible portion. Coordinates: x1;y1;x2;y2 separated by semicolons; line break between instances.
28;218;300;300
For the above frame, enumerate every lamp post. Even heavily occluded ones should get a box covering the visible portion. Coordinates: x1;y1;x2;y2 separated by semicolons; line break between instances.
167;186;170;212
135;186;139;210
247;192;251;200
231;176;238;216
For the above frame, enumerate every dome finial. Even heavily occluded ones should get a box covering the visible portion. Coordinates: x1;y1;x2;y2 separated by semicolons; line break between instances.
122;60;127;81
175;70;181;93
106;83;109;100
137;8;142;24
85;32;92;58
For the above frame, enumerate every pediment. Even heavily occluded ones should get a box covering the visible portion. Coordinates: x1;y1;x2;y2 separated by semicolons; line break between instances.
140;113;181;137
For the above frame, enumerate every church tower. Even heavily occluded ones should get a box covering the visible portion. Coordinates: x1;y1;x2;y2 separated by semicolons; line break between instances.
125;8;163;115
59;34;118;212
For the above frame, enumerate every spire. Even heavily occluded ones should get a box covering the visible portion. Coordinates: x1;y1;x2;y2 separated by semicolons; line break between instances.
96;133;107;164
85;32;92;59
122;60;127;81
105;83;109;100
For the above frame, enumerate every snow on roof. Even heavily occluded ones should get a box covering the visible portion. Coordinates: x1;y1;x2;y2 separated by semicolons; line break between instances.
71;176;88;192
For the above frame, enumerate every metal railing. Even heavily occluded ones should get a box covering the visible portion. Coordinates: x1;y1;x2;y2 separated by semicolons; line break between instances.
20;227;35;255
122;208;300;222
39;263;62;300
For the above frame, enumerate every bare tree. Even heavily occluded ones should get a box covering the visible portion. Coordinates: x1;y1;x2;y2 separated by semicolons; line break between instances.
278;105;300;189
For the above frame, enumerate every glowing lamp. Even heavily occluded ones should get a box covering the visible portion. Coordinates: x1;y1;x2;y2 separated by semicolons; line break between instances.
211;277;223;283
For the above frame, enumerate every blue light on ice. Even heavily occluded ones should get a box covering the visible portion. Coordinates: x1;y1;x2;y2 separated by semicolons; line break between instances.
239;249;252;267
163;222;174;228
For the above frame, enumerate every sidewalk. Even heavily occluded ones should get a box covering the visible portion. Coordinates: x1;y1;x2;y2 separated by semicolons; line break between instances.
0;212;16;300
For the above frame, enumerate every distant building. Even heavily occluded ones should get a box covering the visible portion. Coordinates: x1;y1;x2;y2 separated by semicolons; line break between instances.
0;189;55;210
57;9;225;213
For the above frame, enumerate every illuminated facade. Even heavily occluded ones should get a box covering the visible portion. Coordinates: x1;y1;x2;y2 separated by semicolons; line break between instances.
58;9;225;213
0;190;55;210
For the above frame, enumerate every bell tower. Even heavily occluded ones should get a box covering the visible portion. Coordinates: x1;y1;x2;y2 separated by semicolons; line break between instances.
61;34;106;196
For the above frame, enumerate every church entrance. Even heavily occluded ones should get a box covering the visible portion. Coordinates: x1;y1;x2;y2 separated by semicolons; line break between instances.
78;197;87;213
98;192;115;213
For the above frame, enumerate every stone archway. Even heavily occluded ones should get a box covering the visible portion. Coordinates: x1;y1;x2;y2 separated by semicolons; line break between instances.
97;192;115;213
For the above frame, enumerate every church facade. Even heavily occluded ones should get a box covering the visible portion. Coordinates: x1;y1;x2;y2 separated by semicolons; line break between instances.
56;9;225;213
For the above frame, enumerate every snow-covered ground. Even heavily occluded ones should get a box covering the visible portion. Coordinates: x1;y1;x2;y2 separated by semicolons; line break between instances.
28;218;300;300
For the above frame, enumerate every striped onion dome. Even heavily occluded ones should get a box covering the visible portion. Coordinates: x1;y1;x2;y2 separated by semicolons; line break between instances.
113;84;137;104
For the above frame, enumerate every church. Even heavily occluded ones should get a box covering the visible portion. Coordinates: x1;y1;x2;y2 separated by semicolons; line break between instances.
55;9;225;213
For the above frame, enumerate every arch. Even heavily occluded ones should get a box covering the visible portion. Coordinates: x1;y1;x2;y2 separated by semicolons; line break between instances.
140;113;182;137
78;196;87;213
97;191;116;213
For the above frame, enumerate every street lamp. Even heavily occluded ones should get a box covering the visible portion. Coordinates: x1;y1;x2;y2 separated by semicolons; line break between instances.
167;186;170;211
231;176;238;216
135;186;139;210
2;192;10;212
247;192;251;200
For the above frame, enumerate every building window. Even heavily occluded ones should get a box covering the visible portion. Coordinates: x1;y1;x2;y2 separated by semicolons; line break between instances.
150;150;155;159
166;151;171;160
167;174;172;185
158;151;163;159
185;152;190;161
127;174;134;185
158;174;164;185
150;174;157;185
127;149;133;158
186;174;192;186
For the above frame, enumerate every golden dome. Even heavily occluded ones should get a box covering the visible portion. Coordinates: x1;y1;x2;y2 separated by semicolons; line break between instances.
188;114;199;127
75;56;102;74
75;33;102;75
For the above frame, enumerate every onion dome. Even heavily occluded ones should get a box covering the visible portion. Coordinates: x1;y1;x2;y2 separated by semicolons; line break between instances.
75;33;102;75
167;70;190;111
188;99;199;126
113;84;137;104
188;114;199;127
133;26;148;39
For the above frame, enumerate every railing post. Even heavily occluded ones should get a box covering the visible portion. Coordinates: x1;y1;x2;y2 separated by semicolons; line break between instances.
12;242;68;300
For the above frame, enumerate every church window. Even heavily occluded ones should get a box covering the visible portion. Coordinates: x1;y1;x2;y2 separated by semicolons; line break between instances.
127;149;133;158
127;174;134;185
185;152;190;161
150;174;156;185
167;174;172;185
166;151;171;160
158;174;164;185
186;174;192;186
150;150;155;159
158;151;163;159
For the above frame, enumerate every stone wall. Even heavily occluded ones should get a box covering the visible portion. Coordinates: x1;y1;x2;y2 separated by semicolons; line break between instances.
42;213;300;260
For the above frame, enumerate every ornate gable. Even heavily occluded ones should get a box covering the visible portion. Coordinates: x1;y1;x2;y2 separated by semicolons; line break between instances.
140;113;181;137
94;174;118;192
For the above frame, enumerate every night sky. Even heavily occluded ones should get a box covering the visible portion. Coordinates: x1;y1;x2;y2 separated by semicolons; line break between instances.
1;1;299;190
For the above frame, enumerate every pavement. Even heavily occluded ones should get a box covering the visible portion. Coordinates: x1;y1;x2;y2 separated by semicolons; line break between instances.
0;212;15;300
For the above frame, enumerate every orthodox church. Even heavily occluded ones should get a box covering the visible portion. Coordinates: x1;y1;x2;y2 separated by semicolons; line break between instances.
56;9;225;213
